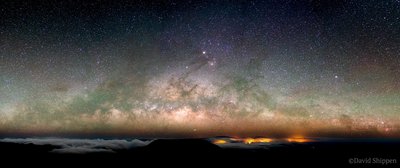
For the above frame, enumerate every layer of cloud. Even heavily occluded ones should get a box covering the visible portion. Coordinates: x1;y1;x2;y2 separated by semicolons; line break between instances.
0;138;152;154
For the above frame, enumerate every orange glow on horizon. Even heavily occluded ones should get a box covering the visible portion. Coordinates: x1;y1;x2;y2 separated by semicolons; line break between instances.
213;139;228;144
286;136;312;143
213;136;313;145
231;138;273;144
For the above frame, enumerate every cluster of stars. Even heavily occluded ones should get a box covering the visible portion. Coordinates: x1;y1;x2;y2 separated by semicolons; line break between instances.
0;0;399;137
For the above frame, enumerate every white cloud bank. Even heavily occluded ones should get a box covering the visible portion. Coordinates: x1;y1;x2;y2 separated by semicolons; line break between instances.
0;138;152;154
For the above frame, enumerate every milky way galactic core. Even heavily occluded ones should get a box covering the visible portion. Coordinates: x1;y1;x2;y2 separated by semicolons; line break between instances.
0;0;399;138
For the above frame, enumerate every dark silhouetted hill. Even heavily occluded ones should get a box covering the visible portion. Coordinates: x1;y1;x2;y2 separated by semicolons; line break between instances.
1;138;400;167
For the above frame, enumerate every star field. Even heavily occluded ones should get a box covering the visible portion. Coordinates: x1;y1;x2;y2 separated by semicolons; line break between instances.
0;0;399;138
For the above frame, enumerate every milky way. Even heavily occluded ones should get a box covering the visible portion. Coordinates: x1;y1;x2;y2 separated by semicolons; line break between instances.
0;0;399;138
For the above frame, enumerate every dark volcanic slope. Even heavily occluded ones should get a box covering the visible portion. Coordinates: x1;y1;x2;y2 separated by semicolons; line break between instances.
1;139;400;167
0;142;57;154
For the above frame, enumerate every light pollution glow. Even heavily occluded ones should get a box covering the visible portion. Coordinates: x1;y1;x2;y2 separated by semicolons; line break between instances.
212;137;312;145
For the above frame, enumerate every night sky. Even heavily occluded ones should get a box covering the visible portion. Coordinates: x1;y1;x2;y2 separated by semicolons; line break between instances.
0;0;399;138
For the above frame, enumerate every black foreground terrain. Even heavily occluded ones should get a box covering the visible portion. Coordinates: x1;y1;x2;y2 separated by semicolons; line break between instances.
1;138;399;167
